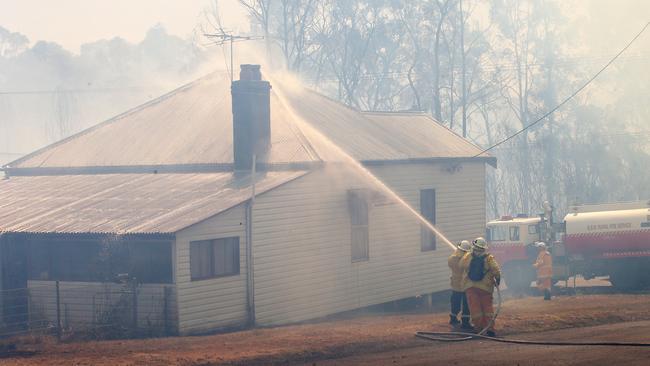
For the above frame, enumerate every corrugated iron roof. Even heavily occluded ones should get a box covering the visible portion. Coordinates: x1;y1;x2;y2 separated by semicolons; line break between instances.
359;112;492;160
0;171;306;234
8;72;492;170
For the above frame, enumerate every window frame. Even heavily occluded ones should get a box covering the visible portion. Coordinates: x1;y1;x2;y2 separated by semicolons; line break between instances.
348;190;369;262
190;237;240;281
489;226;508;242
420;188;437;252
509;226;520;241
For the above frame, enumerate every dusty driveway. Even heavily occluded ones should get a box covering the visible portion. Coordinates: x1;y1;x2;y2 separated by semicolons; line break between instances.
314;320;650;365
3;292;650;365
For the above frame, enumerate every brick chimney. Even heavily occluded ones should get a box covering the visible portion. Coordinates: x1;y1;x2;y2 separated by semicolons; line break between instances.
231;64;271;170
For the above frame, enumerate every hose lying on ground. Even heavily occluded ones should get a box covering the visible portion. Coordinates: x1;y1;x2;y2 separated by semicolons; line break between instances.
415;285;650;347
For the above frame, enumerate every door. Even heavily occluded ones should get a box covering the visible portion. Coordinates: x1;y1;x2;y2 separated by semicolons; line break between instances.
1;234;28;330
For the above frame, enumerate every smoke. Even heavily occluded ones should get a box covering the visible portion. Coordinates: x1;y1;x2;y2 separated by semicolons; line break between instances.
0;24;219;165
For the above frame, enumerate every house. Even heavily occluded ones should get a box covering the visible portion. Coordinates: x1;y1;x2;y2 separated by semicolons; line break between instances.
0;65;496;335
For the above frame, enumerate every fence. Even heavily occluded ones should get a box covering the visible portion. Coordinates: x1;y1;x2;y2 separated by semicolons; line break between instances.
0;281;176;339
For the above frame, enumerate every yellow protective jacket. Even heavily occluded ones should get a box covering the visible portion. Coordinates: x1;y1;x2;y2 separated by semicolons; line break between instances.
460;252;501;293
534;250;553;279
448;249;466;292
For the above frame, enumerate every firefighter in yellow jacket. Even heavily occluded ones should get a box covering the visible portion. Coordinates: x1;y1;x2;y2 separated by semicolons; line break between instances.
448;240;472;329
534;242;553;300
460;237;501;337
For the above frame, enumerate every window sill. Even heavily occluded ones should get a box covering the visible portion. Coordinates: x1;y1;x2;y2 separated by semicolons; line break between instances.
351;258;369;263
190;273;240;282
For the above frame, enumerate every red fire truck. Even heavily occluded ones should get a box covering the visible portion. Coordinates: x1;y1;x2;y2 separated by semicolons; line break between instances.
486;201;650;292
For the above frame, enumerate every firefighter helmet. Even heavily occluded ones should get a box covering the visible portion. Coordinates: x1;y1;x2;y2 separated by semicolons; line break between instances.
458;240;471;252
472;237;488;251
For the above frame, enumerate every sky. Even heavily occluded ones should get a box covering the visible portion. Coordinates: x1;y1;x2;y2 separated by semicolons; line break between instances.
0;0;248;52
1;0;649;54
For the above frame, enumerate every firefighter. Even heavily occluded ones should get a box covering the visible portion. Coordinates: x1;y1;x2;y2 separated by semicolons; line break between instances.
534;242;553;300
461;237;501;337
448;240;472;329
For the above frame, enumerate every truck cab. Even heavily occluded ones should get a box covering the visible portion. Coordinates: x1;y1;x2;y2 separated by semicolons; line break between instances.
486;215;544;292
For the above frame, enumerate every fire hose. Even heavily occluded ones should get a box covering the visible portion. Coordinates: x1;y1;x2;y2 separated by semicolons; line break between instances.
415;285;650;347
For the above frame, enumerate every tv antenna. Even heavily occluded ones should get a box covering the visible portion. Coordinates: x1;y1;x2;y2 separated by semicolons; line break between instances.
204;31;264;81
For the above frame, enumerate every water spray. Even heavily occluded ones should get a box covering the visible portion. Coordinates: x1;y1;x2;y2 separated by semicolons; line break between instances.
267;74;456;251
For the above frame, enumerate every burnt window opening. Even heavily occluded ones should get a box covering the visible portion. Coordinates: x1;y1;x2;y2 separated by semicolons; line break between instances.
190;237;240;281
420;188;436;251
27;238;173;284
348;190;369;262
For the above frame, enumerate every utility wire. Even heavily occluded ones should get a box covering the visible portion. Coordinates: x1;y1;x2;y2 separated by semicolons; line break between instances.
301;52;650;85
0;87;157;95
473;21;650;158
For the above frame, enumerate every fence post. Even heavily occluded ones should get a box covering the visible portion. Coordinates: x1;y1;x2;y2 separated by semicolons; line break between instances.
55;280;61;340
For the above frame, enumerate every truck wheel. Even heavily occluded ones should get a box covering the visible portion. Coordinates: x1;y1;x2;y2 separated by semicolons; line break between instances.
503;263;535;293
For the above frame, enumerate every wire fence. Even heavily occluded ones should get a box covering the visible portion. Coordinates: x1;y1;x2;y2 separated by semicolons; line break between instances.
0;281;176;340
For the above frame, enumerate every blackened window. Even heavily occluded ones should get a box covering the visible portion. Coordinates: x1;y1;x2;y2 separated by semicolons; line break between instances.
190;237;240;281
420;189;436;251
348;190;369;262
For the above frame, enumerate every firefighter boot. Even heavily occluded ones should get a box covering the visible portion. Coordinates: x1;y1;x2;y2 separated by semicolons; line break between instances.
449;315;460;325
544;289;551;300
460;320;473;331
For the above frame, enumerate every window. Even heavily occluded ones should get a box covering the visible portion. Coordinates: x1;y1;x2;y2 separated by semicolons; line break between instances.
420;189;436;251
528;224;538;235
190;237;240;281
348;190;369;262
509;226;520;241
489;226;507;241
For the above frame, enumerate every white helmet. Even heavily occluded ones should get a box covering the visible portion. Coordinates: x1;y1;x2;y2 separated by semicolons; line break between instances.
458;240;471;252
536;242;547;249
472;237;488;251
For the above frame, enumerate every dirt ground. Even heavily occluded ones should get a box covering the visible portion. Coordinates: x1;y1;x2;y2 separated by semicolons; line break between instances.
3;284;650;365
316;320;650;366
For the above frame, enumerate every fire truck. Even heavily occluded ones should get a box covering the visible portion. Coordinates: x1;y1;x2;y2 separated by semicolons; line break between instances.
486;200;650;292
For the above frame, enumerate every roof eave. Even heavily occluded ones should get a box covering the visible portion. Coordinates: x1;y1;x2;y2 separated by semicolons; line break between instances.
0;231;175;240
1;161;324;177
361;156;497;168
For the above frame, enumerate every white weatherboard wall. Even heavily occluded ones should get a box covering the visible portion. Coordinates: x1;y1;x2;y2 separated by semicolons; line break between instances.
175;206;248;335
252;162;486;326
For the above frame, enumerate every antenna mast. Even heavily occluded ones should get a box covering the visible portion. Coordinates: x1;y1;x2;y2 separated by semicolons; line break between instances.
204;31;264;81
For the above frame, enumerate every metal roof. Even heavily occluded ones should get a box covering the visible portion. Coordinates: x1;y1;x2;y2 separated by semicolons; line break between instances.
359;112;493;161
0;171;306;234
7;72;493;170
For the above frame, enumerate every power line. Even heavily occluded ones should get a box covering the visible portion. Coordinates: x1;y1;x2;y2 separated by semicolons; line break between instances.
472;21;650;158
301;52;650;85
0;87;158;96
